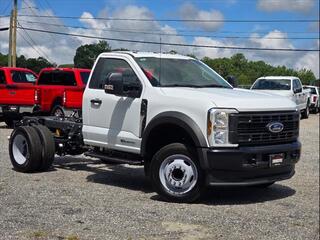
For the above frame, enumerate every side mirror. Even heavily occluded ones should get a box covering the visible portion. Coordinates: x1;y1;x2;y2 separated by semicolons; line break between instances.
293;88;302;94
122;69;142;98
104;73;123;96
227;76;237;87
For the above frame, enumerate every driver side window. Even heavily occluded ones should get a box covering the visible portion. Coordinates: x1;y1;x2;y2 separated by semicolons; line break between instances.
89;58;140;90
293;80;298;91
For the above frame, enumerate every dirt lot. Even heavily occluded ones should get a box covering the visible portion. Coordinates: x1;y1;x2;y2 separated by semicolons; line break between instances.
0;115;319;240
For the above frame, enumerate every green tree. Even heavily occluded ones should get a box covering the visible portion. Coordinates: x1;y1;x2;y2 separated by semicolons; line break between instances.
0;53;53;73
202;54;317;86
73;41;111;69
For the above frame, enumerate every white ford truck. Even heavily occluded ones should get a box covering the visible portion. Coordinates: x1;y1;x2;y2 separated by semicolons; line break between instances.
251;76;310;119
8;52;301;202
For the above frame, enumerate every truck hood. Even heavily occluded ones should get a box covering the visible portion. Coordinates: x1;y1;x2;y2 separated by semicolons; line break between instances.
160;87;297;112
250;89;293;98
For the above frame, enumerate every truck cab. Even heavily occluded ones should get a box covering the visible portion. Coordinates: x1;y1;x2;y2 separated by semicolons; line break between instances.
35;68;90;116
251;76;310;119
8;52;301;202
0;67;38;127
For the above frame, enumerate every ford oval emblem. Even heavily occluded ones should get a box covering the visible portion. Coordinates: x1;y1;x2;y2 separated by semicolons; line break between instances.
267;122;284;133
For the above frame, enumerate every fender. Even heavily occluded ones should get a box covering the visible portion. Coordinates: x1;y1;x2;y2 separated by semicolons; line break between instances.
141;111;208;159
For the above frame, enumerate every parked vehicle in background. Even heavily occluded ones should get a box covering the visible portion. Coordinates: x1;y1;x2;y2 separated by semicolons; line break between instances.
62;70;90;113
35;68;91;116
251;76;310;119
0;67;38;127
8;52;301;202
303;85;319;113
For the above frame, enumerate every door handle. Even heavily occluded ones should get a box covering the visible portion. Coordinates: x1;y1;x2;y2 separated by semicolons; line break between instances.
90;98;102;105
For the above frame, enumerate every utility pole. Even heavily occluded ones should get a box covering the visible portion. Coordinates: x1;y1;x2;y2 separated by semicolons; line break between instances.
8;0;18;67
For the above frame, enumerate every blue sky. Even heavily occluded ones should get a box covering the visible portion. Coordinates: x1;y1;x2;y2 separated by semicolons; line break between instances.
0;0;319;76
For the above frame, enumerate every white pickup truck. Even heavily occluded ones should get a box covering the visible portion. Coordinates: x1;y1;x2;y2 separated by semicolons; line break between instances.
303;85;319;113
8;52;301;202
251;76;310;119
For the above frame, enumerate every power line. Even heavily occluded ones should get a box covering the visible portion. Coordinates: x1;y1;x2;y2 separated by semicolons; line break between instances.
17;23;54;62
18;19;318;35
17;30;46;58
17;20;320;40
21;0;57;43
17;26;320;52
1;1;11;15
18;14;319;23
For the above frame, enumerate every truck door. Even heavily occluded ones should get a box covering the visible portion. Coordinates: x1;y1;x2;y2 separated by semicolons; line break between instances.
293;79;307;110
0;70;36;106
83;56;144;154
0;70;7;105
293;79;303;110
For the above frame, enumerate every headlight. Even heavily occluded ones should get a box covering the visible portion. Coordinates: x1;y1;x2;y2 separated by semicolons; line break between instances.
207;108;238;147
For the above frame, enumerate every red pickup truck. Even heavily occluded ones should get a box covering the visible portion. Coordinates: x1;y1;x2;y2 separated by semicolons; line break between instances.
0;67;90;127
0;67;38;127
35;68;91;116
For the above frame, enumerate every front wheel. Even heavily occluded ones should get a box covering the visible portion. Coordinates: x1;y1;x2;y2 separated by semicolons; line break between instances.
150;143;205;203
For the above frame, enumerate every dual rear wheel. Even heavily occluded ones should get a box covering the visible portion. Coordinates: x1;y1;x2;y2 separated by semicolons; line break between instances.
9;125;55;172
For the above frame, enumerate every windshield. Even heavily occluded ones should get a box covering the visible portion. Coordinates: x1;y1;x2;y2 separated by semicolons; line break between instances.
252;79;291;90
135;57;231;88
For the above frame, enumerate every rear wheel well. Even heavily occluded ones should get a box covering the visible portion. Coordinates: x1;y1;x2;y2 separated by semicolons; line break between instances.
51;97;63;110
144;123;197;163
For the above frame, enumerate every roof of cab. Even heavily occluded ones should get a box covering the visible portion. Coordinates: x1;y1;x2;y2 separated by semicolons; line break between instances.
99;51;193;60
0;67;36;72
39;67;91;72
257;76;299;80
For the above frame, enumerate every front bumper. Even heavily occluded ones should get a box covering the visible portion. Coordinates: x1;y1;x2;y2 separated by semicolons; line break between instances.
201;141;301;186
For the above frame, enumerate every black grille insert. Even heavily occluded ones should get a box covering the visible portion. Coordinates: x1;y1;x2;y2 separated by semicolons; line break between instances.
230;111;300;146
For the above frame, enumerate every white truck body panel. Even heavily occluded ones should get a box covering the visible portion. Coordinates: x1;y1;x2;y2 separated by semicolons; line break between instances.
83;52;297;154
251;76;308;112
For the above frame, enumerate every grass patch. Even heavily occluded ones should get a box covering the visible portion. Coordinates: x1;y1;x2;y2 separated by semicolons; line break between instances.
28;230;48;239
65;235;80;240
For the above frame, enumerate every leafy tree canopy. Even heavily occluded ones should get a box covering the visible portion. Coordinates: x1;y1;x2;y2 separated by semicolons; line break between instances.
73;40;111;69
0;53;54;73
202;53;317;86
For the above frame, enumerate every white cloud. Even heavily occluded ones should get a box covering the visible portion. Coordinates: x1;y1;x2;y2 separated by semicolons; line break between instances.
257;0;316;13
294;40;320;77
178;3;224;31
0;2;318;78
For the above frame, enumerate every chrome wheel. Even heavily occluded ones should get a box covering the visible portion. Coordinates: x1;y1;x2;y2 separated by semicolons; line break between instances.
159;154;198;195
12;134;29;165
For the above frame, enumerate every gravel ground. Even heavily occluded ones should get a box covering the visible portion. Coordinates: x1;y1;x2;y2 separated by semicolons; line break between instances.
0;115;319;240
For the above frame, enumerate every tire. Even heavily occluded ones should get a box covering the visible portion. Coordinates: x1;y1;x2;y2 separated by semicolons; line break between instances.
144;160;151;178
32;125;55;171
9;126;42;172
301;105;309;119
150;143;205;203
51;105;65;117
4;119;15;128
